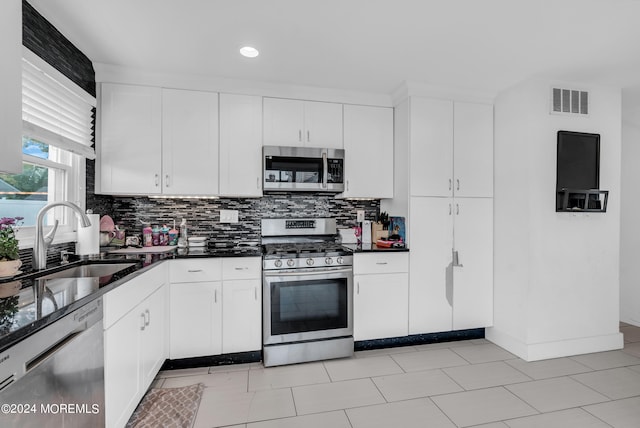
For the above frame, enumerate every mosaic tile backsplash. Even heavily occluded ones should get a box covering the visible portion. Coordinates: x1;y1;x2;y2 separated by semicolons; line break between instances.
106;194;380;244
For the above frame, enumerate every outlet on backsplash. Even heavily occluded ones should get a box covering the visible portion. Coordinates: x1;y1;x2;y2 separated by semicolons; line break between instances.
220;209;239;223
356;210;365;223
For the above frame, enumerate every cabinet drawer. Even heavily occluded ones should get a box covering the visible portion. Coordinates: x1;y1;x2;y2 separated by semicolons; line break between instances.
170;258;222;283
222;257;262;280
354;252;409;275
104;262;168;329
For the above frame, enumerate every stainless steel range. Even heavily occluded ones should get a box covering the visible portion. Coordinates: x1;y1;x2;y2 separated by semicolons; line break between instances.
262;218;353;367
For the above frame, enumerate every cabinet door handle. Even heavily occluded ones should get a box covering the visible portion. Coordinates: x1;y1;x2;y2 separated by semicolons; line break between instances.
254;287;258;300
145;309;150;326
154;174;159;187
456;204;459;215
257;176;261;189
346;180;350;191
307;130;310;142
453;250;464;268
449;203;452;215
298;130;302;142
214;289;218;303
456;179;460;191
357;282;360;294
165;174;170;188
188;269;203;273
140;313;146;331
449;179;452;191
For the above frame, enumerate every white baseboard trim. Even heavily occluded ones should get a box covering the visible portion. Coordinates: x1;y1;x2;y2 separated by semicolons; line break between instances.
486;328;624;361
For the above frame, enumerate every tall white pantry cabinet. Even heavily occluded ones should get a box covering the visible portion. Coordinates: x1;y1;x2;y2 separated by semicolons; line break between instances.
386;96;494;335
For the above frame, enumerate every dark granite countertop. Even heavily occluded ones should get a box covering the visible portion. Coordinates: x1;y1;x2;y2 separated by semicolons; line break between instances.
342;243;410;253
0;246;262;353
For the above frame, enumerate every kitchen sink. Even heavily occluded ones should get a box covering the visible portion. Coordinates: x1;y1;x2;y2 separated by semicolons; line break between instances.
39;263;137;280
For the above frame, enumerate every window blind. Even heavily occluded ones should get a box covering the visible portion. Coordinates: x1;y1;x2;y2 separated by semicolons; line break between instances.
22;53;96;159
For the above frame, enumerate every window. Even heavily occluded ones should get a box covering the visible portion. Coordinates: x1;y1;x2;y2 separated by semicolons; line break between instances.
0;137;82;228
0;48;95;248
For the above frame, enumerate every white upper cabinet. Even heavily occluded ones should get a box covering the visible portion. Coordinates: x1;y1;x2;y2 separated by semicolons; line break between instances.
410;98;454;197
342;104;394;199
303;100;343;149
162;88;219;195
98;83;219;196
219;93;263;197
0;0;22;174
98;83;162;195
453;102;494;198
410;98;493;198
263;98;343;148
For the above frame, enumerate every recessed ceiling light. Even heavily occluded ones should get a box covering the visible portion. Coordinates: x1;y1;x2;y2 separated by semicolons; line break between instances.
240;46;259;58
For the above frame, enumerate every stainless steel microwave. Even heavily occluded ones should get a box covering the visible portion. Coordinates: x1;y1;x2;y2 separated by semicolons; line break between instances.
263;146;345;192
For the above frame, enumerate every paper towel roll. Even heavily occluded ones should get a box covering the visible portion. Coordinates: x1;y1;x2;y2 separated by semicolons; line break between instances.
77;214;100;255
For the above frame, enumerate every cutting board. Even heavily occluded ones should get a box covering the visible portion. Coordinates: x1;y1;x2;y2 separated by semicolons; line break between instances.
108;246;177;254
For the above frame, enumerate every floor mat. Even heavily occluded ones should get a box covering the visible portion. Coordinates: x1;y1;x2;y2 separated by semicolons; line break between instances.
126;383;205;428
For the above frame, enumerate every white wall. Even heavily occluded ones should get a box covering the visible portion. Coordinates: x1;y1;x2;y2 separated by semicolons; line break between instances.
488;78;623;361
620;89;640;326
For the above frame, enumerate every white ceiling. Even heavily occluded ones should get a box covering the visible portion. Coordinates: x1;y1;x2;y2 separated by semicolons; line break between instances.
27;0;640;98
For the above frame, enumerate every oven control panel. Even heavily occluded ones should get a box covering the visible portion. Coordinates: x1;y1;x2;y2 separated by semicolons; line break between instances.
263;255;353;270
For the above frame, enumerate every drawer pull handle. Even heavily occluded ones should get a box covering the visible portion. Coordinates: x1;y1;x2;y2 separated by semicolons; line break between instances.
140;313;146;331
234;267;248;270
375;262;388;265
187;269;203;273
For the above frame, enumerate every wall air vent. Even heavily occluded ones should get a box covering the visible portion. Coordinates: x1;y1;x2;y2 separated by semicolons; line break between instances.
551;87;589;116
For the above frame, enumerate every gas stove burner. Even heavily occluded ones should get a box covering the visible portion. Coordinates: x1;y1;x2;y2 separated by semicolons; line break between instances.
261;218;353;270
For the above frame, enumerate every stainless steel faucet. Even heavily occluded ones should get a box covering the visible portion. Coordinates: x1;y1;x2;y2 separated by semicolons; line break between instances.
33;201;92;270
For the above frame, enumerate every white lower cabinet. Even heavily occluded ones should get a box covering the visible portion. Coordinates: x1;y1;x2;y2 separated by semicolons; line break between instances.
169;258;222;359
169;281;222;359
169;257;262;359
451;198;494;330
353;253;409;341
222;278;261;354
221;254;262;354
409;197;453;334
409;196;493;335
104;263;167;428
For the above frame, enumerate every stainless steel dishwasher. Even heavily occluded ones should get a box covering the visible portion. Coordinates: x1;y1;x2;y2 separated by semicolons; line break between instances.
0;297;105;428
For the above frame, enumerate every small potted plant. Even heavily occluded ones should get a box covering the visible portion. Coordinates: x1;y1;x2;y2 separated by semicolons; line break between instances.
0;217;24;278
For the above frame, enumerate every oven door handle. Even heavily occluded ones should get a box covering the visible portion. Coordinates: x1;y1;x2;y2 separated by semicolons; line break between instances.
264;268;353;277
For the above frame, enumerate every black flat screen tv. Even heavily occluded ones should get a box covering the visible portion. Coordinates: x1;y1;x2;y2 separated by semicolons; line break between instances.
556;131;601;210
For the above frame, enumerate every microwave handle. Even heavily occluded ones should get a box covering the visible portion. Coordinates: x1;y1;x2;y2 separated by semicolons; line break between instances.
322;151;328;189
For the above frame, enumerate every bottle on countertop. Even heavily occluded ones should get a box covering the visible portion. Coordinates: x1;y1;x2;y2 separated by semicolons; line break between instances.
178;218;188;248
151;225;160;246
168;221;179;246
142;222;153;247
160;225;170;246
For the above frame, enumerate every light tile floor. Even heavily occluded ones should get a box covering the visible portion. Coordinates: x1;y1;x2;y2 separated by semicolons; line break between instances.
152;324;640;427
